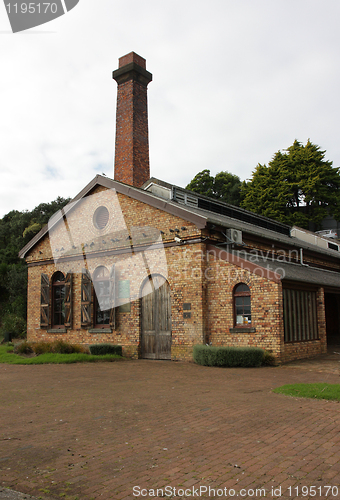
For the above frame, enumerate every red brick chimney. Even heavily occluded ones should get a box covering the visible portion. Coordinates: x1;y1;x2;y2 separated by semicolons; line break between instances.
112;52;152;187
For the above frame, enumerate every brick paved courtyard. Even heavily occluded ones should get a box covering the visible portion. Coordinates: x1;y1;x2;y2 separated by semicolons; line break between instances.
0;359;339;500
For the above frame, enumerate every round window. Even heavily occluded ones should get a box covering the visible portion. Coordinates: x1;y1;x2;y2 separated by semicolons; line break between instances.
93;206;109;230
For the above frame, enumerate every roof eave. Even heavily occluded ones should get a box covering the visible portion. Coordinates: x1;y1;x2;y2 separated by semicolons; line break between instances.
18;175;208;259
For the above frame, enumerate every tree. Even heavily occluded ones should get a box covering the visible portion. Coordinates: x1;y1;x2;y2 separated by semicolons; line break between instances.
0;196;71;337
241;140;340;228
186;169;242;206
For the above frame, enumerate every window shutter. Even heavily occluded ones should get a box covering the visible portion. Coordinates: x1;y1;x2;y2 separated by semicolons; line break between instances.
64;272;73;328
40;273;50;328
109;264;116;330
81;269;92;327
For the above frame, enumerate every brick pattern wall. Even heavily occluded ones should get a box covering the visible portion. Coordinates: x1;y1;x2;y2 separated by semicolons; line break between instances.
27;244;205;360
26;189;203;360
166;243;206;360
25;186;334;363
118;52;146;69
205;251;284;358
113;59;151;188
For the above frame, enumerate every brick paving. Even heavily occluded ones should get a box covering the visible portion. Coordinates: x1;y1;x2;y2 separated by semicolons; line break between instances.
0;358;339;500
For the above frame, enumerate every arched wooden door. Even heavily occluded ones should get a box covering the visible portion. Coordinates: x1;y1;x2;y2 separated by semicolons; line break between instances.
141;275;171;360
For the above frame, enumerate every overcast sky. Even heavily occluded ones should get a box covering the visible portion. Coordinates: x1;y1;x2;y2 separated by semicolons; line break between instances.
1;0;340;217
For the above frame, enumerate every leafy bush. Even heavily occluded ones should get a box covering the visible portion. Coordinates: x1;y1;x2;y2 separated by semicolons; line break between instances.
22;222;42;239
89;343;123;356
34;340;86;355
52;339;82;354
262;350;277;366
14;341;34;355
13;340;87;356
193;345;264;368
0;313;26;339
33;341;54;355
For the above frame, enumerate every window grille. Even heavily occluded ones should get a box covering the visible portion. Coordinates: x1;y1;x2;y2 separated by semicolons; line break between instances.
283;288;318;342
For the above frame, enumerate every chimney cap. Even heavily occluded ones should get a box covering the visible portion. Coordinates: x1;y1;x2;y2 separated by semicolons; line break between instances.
119;52;146;69
113;52;152;87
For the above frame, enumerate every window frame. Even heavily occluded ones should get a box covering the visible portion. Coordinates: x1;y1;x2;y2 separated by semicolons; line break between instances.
93;266;111;329
52;271;66;329
233;283;252;327
93;206;109;230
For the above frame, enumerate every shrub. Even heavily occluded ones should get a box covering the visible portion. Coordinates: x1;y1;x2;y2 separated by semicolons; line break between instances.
34;340;85;354
33;341;54;355
14;340;87;356
14;341;34;355
0;313;27;340
262;350;277;366
89;343;123;356
193;345;264;368
52;340;81;354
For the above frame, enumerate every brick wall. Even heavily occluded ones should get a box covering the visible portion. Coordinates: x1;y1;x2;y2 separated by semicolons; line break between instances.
166;243;206;360
25;185;333;363
27;244;205;360
26;188;203;360
204;248;283;358
113;52;152;188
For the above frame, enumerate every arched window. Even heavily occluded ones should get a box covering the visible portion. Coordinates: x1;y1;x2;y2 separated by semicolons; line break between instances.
234;283;251;326
93;266;110;327
52;272;65;328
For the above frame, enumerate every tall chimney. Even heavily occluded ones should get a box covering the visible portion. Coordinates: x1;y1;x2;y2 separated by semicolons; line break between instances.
113;52;152;187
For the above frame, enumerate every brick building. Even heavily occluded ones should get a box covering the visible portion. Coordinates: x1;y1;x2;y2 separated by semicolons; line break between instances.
19;52;340;362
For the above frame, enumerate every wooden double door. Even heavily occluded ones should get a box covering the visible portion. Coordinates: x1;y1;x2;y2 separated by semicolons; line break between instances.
141;275;171;360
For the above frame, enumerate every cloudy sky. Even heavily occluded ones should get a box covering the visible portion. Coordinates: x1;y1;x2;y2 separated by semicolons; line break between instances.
1;0;340;217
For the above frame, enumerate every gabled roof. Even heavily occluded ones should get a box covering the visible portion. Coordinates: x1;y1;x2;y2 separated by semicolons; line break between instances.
18;175;208;259
19;174;340;263
143;177;291;236
144;177;340;260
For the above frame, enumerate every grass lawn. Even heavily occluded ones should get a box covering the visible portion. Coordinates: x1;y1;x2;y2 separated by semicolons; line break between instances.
0;344;123;365
273;383;340;401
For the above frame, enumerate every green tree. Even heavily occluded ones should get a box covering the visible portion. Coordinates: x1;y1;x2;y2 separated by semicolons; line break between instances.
241;140;340;228
186;169;242;206
0;196;70;337
186;170;215;198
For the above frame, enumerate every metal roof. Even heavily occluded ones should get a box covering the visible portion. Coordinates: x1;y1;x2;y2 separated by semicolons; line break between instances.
19;174;340;265
237;251;340;287
185;204;340;259
144;177;340;259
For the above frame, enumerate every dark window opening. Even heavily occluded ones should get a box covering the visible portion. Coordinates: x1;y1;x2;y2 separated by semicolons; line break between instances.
283;288;318;342
52;271;65;328
93;266;110;327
